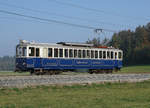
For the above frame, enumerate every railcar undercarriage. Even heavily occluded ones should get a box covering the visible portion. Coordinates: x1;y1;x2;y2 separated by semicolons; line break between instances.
29;68;120;75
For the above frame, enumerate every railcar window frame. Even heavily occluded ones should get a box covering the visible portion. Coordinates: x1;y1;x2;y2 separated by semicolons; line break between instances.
69;49;73;58
78;50;82;58
54;48;58;58
95;50;98;59
103;51;106;59
86;50;90;58
107;51;110;59
83;50;86;58
29;47;35;57
111;51;114;59
99;51;102;59
65;49;68;58
74;49;78;58
118;52;122;59
91;50;94;58
48;48;53;57
36;48;40;57
59;48;63;58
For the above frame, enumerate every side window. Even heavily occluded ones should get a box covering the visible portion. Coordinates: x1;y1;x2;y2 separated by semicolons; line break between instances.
91;50;94;58
83;50;86;58
54;48;58;57
74;49;77;58
115;52;117;59
107;51;110;59
118;52;122;59
65;49;68;58
99;51;102;59
69;49;73;58
36;48;40;57
29;47;35;56
59;49;63;57
78;50;81;58
95;51;98;59
22;47;27;56
87;50;90;58
111;51;114;59
103;51;106;59
48;48;53;57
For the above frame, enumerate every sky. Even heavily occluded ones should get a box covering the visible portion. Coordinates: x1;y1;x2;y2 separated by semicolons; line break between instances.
0;0;150;56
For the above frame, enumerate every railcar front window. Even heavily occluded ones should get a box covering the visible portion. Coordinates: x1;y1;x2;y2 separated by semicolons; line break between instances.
22;47;27;56
59;49;63;57
48;48;53;57
29;47;35;56
54;48;58;57
65;49;68;58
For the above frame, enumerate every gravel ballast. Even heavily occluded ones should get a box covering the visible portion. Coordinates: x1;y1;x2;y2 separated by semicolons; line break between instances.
0;74;150;87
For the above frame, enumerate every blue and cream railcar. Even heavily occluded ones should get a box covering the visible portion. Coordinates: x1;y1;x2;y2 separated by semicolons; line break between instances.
15;40;123;74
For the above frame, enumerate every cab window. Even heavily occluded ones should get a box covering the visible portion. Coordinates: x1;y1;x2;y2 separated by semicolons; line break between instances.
29;47;35;56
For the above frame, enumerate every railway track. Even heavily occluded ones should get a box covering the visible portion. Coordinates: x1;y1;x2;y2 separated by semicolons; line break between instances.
0;74;150;87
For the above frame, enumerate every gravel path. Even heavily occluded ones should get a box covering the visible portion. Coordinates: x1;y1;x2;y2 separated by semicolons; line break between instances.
0;74;150;87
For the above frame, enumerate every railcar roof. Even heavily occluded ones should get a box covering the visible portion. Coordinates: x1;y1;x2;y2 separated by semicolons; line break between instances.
18;40;122;51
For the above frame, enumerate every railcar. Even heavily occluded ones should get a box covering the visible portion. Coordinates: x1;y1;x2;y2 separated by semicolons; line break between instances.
15;40;123;75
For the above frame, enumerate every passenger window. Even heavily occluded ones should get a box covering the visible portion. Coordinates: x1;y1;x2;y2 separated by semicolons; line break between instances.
107;51;110;59
54;48;58;57
65;49;68;58
87;50;90;58
83;50;86;58
103;51;106;59
91;50;94;58
74;49;77;58
36;48;40;57
118;52;122;59
22;47;27;56
115;52;117;59
78;50;81;58
48;48;53;57
29;47;35;56
95;51;98;58
99;51;102;59
111;51;114;59
59;49;63;57
69;49;73;58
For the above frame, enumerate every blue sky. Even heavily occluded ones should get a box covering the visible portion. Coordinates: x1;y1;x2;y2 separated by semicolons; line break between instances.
0;0;150;56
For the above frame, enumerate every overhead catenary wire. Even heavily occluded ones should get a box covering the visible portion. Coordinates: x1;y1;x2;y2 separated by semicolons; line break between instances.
0;9;117;32
0;2;136;28
47;0;150;21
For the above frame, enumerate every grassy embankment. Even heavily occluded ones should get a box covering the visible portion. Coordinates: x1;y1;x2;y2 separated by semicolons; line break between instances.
0;81;150;108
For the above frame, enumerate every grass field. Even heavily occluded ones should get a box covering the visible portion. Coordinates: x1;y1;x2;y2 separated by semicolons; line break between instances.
0;81;150;108
119;65;150;73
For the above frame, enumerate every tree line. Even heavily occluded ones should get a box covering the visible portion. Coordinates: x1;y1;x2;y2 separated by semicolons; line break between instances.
87;23;150;65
